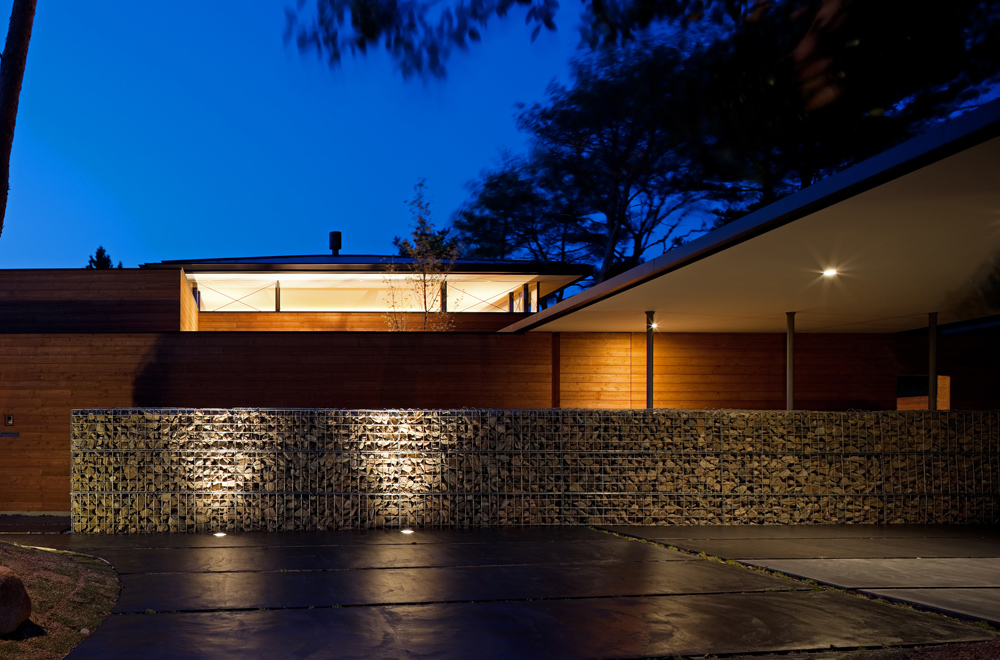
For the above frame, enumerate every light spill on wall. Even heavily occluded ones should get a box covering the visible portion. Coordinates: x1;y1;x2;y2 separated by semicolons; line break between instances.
70;408;1000;533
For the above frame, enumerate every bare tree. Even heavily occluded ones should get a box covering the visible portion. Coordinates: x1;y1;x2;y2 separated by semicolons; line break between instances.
383;181;462;331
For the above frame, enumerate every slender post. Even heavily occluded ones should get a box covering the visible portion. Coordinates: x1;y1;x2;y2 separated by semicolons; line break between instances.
522;283;531;313
275;281;281;312
928;312;938;411
646;311;655;409
786;312;795;411
440;281;447;313
535;282;541;313
508;292;514;313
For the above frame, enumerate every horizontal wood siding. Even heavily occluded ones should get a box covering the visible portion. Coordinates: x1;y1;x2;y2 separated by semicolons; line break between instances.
0;269;183;333
198;312;530;332
0;332;553;511
558;333;634;408
796;334;897;410
578;332;896;410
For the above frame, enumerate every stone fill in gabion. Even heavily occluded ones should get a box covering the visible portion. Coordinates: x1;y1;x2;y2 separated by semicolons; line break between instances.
70;408;1000;533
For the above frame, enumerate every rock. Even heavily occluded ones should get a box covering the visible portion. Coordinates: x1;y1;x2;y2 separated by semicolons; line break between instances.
0;567;31;635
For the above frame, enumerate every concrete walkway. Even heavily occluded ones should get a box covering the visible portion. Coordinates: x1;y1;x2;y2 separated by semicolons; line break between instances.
1;523;997;659
609;524;1000;627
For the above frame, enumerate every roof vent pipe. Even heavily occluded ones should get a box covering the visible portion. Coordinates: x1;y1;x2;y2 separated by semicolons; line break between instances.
329;231;342;256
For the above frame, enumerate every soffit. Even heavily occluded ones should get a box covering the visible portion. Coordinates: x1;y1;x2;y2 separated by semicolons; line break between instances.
505;118;1000;334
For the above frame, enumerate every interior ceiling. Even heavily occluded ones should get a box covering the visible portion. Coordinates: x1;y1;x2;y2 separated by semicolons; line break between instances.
519;135;1000;334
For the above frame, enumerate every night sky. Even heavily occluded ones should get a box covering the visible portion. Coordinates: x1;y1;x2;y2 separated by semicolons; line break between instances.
0;1;582;268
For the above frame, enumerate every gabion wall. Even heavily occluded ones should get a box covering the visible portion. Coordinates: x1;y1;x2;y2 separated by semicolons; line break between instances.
70;408;1000;533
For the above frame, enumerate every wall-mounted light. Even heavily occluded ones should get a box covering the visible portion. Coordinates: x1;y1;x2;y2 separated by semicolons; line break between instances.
822;268;838;277
400;528;414;535
213;532;227;537
649;322;658;329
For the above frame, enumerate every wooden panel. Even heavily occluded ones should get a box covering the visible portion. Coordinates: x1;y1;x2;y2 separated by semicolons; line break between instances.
0;269;183;332
0;332;553;512
198;312;530;332
558;333;633;409
562;332;897;411
179;269;199;332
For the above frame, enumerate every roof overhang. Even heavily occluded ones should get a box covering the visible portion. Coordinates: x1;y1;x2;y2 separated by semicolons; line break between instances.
503;101;1000;334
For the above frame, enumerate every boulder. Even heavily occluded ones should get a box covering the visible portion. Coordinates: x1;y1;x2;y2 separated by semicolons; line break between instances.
0;567;31;635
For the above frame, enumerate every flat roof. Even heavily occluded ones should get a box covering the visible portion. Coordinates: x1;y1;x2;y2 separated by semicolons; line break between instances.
141;255;593;278
502;100;1000;334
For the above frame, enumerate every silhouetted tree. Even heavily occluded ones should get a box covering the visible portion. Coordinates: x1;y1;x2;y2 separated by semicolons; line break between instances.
453;155;590;264
0;0;37;239
452;2;1000;284
455;41;731;284
86;246;123;269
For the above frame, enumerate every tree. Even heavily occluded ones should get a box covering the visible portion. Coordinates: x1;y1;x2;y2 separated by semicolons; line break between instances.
456;40;731;284
86;246;123;270
383;181;461;330
0;0;37;239
286;0;561;77
452;2;1000;284
285;0;756;77
453;155;590;264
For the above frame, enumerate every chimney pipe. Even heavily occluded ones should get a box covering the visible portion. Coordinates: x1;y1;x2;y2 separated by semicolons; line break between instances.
329;231;342;256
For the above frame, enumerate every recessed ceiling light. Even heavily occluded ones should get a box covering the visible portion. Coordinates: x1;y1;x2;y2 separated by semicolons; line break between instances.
823;269;838;277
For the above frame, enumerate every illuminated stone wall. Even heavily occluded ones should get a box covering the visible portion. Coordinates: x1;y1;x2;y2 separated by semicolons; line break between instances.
70;409;1000;533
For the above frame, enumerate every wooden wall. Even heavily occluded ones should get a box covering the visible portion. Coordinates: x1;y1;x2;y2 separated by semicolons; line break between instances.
198;311;530;332
0;332;553;512
0;329;903;512
558;332;897;410
0;269;185;333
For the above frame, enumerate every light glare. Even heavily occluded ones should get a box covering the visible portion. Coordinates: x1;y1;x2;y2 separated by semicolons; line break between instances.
823;268;838;277
649;322;658;329
400;529;415;534
213;532;227;537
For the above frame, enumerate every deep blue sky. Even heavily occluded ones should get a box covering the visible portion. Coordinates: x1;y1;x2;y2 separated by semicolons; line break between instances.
0;1;582;268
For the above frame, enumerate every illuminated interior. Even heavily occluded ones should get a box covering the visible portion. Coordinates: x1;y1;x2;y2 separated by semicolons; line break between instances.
186;272;575;313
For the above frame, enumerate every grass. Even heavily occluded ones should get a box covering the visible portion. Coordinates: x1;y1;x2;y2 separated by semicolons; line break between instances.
0;541;119;660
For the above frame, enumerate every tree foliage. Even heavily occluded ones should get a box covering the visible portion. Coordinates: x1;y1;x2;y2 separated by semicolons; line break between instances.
286;0;560;77
452;1;1000;285
384;181;461;330
85;246;123;269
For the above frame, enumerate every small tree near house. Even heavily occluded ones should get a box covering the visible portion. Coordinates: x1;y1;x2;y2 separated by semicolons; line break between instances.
383;181;461;331
85;246;123;269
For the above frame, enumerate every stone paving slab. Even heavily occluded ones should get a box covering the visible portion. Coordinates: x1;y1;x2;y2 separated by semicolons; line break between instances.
1;526;603;549
605;525;1000;540
69;591;994;660
743;558;1000;588
91;536;687;574
859;588;1000;625
112;557;799;612
639;536;1000;559
0;514;70;534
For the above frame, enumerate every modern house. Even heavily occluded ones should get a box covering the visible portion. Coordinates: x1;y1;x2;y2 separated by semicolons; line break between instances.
2;100;999;516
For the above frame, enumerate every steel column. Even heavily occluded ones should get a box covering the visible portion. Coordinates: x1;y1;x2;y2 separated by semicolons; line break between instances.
646;311;655;409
